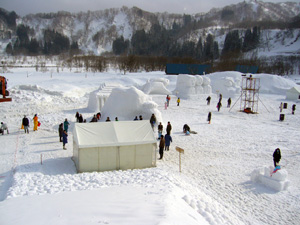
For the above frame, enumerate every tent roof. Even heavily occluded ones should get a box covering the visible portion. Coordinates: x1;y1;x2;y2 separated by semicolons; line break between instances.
287;86;300;93
73;120;157;148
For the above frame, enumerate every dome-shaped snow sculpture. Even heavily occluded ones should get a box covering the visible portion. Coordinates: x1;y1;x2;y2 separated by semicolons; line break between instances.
101;86;162;123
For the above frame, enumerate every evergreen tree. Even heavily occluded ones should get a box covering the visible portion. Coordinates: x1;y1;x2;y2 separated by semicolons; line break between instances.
5;43;13;55
222;30;242;56
112;36;129;55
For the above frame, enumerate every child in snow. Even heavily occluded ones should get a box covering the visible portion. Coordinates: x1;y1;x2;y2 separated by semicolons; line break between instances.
273;148;281;167
63;130;68;150
177;97;180;106
33;114;38;131
206;96;211;105
0;122;9;135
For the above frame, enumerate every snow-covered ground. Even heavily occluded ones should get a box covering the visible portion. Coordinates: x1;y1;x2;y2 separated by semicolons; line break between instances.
0;68;299;225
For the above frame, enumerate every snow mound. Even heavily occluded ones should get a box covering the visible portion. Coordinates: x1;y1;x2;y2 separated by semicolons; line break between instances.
100;86;162;122
11;84;63;96
250;166;290;192
174;75;212;99
141;78;171;95
207;71;298;97
87;83;122;112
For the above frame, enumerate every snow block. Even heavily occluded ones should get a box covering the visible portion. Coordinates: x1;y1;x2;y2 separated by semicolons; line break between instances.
250;166;290;192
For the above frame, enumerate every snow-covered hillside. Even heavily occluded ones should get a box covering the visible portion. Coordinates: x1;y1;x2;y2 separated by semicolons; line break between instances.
0;1;299;55
0;68;299;224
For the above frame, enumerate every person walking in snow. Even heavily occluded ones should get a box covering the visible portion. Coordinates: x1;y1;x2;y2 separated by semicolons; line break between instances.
164;133;172;151
157;122;163;139
150;113;156;130
139;115;143;120
206;96;211;105
63;118;70;132
0;122;9;135
227;98;232;108
58;123;63;142
273;148;281;167
166;121;172;135
207;112;212;124
292;104;296;114
134;116;138;121
177;97;180;106
219;93;223;103
62;130;68;150
33;114;38;131
75;112;80;122
159;135;165;160
166;95;171;107
217;101;222;112
106;117;111;122
22;115;30;134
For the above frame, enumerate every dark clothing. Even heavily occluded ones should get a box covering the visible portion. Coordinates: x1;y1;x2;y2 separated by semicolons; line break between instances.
166;123;172;135
206;96;211;105
159;137;165;159
90;116;98;122
59;124;64;142
78;115;83;123
217;101;222;112
227;98;231;108
183;124;190;133
273;148;281;167
63;132;68;145
22;117;29;126
292;104;296;114
150;114;157;129
75;112;80;122
207;112;212;123
164;134;172;150
158;124;163;132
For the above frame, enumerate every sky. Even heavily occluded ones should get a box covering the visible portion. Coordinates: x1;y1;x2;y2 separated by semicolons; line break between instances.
1;0;299;16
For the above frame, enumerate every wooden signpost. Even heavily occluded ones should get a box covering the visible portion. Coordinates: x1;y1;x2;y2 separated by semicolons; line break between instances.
176;146;184;172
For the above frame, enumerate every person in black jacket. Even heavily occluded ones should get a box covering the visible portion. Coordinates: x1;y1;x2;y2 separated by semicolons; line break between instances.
22;115;30;134
273;148;281;167
166;121;172;135
207;112;212;124
206;96;211;105
58;123;64;142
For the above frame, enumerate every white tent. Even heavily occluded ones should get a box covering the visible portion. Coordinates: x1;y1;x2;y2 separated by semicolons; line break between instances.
73;120;157;173
286;86;300;100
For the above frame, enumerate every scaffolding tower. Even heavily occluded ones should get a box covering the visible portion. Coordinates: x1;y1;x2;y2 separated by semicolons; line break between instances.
240;75;260;113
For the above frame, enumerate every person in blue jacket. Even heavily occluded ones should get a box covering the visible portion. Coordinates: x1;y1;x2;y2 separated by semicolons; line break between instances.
164;133;173;151
63;130;68;150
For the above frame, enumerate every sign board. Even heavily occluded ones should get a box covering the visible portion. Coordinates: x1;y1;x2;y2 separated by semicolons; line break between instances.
176;146;184;154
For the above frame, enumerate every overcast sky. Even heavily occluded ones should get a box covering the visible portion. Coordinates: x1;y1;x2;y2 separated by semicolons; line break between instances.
1;0;299;16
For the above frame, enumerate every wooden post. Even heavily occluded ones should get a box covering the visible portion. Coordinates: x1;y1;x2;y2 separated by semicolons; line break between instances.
40;154;43;165
176;146;184;172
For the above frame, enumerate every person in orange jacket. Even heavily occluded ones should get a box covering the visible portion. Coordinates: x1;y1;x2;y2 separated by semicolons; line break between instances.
33;114;38;131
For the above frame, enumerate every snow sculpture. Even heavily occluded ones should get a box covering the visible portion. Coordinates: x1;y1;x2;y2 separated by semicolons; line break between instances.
250;166;290;192
141;78;171;95
101;86;162;122
87;83;120;112
174;75;212;99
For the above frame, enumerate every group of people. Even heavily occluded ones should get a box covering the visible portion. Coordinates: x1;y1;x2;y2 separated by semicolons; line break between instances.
58;118;70;150
158;121;172;160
